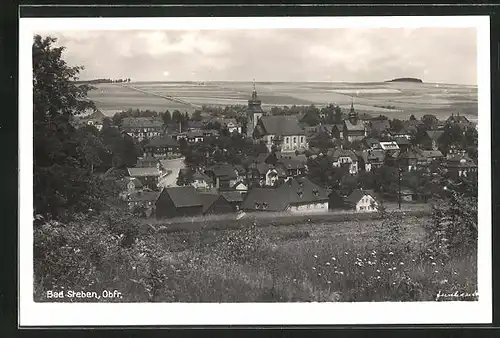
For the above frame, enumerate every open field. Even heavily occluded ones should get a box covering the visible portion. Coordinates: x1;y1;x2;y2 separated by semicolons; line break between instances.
143;214;477;302
87;81;478;121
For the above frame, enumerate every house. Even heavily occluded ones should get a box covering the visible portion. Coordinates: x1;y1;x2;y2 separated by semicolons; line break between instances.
205;164;238;190
241;177;329;213
191;171;214;191
329;148;359;174
126;191;160;218
421;150;444;162
331;124;344;139
343;103;367;142
82;110;105;131
221;118;242;134
127;167;161;190
327;189;346;210
276;156;308;178
121;117;164;141
357;149;385;172
143;136;181;158
344;189;378;212
253;115;308;153
421;130;445;151
398;148;442;172
198;193;235;215
364;137;381;150
220;191;245;211
446;113;472;129
186;120;205;131
394;136;411;151
136;155;160;168
247;162;285;187
400;187;416;202
444;152;477;180
379;141;400;151
233;181;249;194
155;186;203;218
369;119;391;137
175;130;205;143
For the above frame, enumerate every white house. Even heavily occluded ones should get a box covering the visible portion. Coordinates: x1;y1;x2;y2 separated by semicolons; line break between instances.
345;189;378;212
253;116;308;153
329;148;359;175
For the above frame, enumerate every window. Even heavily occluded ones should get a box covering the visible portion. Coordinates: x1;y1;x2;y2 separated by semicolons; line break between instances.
285;137;289;143
301;136;304;143
293;137;297;143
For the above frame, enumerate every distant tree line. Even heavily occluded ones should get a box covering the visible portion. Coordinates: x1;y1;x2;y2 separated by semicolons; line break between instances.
74;78;132;84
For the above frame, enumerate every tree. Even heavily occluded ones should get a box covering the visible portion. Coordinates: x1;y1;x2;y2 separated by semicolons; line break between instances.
162;110;172;125
334;105;343;124
409;114;416;121
389;119;404;133
33;35;107;218
192;110;202;122
421;114;438;130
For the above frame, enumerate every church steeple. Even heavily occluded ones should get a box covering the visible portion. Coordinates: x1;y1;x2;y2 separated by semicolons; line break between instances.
252;78;258;99
348;97;358;124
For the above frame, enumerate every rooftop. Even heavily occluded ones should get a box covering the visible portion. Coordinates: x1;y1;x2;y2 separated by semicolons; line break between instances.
122;117;163;129
258;115;305;136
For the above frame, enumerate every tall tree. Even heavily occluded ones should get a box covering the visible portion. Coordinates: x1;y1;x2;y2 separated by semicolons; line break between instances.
33;35;103;218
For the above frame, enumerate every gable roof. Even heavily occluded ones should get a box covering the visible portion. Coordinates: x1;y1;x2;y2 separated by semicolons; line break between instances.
146;136;180;148
198;193;221;214
426;130;445;142
329;148;358;161
192;171;213;184
162;186;202;208
258;116;305;136
369;119;391;133
127;191;160;203
121;117;163;129
345;189;377;205
207;164;237;179
221;191;245;203
421;150;444;158
127;167;160;177
344;119;365;131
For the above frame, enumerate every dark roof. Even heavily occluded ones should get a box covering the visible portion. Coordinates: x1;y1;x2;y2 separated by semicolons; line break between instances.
329;148;358;161
162;186;202;208
394;136;411;146
447;114;470;124
122;117;163;128
124;177;144;188
221;191;245;203
344;119;365;131
234;165;246;175
241;177;328;212
369;120;391;133
255;152;269;163
187;121;204;130
146;136;180;148
258;116;305;136
426;130;445;142
345;189;377;205
192;171;213;184
421;150;444;158
445;154;477;167
198;193;221;213
278;157;306;170
358;149;385;163
364;138;380;147
208;164;237;179
127;191;160;202
127;167;159;177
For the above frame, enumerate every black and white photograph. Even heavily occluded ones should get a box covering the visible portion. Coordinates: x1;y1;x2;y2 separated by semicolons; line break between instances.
19;16;491;326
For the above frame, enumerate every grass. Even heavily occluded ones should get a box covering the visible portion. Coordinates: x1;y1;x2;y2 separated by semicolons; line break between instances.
143;214;477;302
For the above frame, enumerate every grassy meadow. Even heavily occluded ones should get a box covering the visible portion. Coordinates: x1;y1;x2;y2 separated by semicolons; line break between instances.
136;213;477;302
87;81;478;121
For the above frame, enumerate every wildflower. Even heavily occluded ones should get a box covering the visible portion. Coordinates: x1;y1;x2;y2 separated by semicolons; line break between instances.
327;281;332;284
412;259;416;262
376;276;381;279
376;269;380;273
357;257;362;261
389;252;394;255
334;271;339;274
345;252;348;255
431;262;437;266
434;270;439;273
326;262;331;266
314;255;318;258
332;257;336;261
453;271;458;275
293;279;297;282
429;256;434;260
400;262;404;265
318;273;322;277
392;282;396;285
312;267;316;270
339;272;344;275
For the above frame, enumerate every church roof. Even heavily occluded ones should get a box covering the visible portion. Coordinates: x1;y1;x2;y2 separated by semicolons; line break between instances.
258;116;305;136
344;119;365;131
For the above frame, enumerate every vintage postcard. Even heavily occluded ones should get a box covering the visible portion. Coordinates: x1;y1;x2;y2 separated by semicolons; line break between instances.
19;16;491;326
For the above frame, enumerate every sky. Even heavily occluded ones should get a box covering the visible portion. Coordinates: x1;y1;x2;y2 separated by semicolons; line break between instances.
45;28;477;85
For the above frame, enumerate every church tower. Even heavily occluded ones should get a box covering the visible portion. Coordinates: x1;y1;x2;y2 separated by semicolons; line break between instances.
348;97;358;125
246;79;264;138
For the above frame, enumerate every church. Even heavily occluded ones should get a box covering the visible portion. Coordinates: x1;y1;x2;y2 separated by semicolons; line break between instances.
343;100;367;142
246;82;307;153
